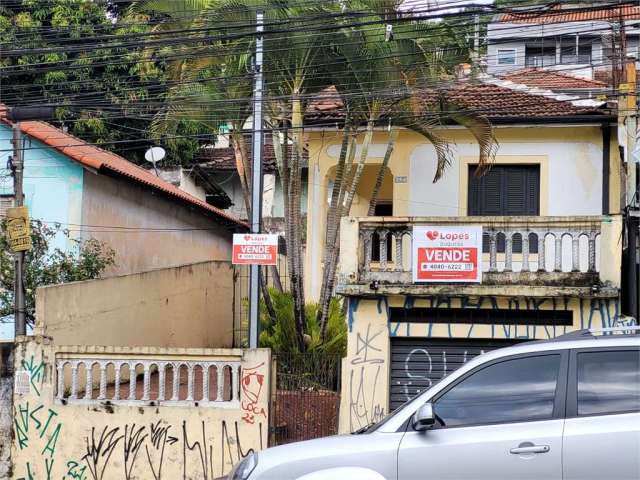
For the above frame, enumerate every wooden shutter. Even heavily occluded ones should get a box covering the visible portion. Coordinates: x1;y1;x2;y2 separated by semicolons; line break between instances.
469;165;540;253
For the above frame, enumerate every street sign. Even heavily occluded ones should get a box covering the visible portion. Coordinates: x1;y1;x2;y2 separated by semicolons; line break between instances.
412;225;482;283
232;233;279;266
6;206;32;252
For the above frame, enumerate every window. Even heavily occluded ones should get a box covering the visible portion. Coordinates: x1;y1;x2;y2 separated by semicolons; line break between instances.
468;165;540;253
560;36;592;64
577;350;640;416
497;49;516;65
433;355;561;428
525;43;556;67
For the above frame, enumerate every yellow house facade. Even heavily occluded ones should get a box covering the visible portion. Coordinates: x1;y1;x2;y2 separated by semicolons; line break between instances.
301;80;630;433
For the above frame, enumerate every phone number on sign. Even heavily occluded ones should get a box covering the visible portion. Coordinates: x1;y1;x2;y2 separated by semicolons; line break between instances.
420;263;475;271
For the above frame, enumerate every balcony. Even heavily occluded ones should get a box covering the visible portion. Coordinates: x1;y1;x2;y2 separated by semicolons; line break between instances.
525;55;557;67
337;216;621;298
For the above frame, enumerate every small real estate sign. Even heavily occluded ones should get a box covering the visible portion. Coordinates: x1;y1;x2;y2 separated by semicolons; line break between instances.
6;206;32;253
412;225;483;283
232;233;279;266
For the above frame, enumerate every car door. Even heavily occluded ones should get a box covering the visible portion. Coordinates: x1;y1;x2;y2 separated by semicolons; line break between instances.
397;352;568;480
563;347;640;480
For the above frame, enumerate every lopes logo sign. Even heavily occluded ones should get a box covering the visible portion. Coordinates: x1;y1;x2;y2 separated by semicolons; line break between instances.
232;234;279;265
412;226;482;283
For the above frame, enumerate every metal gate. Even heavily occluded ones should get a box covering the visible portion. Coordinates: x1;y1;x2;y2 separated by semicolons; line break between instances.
269;353;341;446
390;338;519;410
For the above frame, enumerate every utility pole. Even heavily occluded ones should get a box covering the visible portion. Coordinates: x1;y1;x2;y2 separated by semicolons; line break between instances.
7;106;55;338
11;123;26;337
248;11;265;349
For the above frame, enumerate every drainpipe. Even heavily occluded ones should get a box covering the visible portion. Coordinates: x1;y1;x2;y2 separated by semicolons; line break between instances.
602;124;610;215
625;215;638;320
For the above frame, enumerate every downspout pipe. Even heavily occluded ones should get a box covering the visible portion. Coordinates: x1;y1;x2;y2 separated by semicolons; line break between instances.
602;124;610;215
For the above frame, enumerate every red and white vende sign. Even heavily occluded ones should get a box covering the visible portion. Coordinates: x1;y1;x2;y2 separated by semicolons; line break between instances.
412;226;482;283
232;234;279;266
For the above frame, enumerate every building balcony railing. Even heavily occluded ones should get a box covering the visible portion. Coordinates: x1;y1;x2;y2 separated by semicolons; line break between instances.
55;346;244;407
338;216;622;293
525;55;557;67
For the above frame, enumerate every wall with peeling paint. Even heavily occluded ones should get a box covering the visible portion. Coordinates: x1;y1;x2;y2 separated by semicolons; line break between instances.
0;341;13;477
35;261;235;349
10;337;270;480
305;125;622;301
338;294;632;433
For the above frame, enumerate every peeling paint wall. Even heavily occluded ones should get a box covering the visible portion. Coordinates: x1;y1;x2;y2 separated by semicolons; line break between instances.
0;125;85;252
338;294;629;433
10;337;270;480
35;261;235;349
305;126;621;301
1;342;14;478
81;171;234;277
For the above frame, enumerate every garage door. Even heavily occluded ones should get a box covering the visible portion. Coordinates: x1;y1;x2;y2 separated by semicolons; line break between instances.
390;338;520;410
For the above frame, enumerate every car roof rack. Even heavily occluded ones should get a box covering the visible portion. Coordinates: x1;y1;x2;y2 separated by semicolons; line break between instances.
555;326;640;340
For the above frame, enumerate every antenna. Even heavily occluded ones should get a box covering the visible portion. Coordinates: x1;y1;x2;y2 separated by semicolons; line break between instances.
144;146;166;176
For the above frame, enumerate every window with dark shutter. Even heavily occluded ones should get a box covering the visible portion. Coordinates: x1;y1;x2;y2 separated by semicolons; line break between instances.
468;165;540;253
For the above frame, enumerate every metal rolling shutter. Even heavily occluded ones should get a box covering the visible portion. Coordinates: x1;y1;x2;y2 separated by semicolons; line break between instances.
390;338;520;411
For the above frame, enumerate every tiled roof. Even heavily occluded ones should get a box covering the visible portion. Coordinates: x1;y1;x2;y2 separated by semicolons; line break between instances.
306;85;345;122
197;139;308;173
197;144;278;173
501;69;607;90
0;112;245;227
498;4;640;24
421;83;605;118
306;81;608;123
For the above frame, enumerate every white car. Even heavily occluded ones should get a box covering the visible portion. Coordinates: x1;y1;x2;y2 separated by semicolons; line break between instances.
225;327;640;480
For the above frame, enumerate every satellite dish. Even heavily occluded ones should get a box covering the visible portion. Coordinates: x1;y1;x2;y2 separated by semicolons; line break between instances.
144;147;166;176
145;146;166;163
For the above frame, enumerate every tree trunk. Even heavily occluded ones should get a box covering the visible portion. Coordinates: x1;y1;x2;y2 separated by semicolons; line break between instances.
316;125;351;331
289;96;307;351
270;264;284;293
272;123;306;352
319;120;375;337
368;128;399;216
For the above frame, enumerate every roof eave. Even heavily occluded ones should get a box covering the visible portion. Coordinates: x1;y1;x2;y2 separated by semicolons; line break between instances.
98;165;248;231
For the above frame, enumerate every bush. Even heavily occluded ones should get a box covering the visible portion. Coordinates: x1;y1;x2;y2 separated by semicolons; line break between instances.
259;289;346;356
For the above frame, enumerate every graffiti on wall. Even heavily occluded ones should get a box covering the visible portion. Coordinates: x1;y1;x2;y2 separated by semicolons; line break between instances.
62;419;261;480
13;351;63;480
241;364;267;425
388;296;623;340
11;342;270;480
348;304;386;432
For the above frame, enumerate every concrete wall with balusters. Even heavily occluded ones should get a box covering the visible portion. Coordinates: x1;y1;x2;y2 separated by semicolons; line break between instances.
10;336;270;479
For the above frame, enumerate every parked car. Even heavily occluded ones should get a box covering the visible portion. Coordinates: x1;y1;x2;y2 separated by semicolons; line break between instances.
225;327;640;480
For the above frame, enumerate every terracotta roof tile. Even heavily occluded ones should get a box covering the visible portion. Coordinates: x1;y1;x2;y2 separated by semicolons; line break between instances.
501;69;607;90
498;4;640;24
11;119;245;227
305;81;608;123
197;143;308;172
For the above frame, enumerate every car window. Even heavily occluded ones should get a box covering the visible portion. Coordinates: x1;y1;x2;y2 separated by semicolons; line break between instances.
577;350;640;416
434;355;561;428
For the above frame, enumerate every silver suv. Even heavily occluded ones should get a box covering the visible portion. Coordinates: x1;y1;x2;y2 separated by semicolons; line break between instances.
226;327;640;480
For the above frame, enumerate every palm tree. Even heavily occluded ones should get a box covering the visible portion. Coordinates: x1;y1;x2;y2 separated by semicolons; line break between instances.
314;0;497;337
133;0;497;349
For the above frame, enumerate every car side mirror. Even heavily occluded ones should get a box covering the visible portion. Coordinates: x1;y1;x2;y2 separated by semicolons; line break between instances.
412;403;436;432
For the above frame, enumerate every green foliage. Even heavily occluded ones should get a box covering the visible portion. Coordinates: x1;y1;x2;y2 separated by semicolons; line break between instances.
0;0;208;164
259;289;347;356
0;220;116;325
